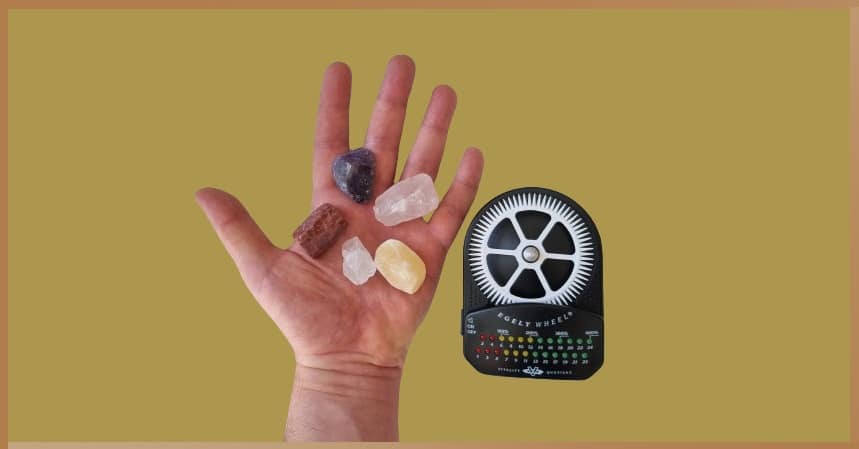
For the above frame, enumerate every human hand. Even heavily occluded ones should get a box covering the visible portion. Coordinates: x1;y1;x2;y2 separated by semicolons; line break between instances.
195;55;483;441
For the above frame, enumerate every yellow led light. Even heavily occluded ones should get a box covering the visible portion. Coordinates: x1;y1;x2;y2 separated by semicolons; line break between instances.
513;350;519;356
517;336;524;343
527;337;534;343
498;335;505;341
522;350;529;357
503;349;510;356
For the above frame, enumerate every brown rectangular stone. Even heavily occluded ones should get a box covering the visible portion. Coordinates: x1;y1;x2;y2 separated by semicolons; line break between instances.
292;203;347;258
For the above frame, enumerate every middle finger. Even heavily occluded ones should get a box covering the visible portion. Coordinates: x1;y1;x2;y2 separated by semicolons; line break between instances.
364;55;416;197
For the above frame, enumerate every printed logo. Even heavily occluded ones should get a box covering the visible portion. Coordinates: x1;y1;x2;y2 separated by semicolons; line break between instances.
522;366;544;377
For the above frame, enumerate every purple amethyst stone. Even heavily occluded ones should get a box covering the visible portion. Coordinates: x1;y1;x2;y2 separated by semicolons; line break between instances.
332;147;376;203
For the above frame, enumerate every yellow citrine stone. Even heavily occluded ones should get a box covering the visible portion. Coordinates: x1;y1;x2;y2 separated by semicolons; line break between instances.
374;239;426;294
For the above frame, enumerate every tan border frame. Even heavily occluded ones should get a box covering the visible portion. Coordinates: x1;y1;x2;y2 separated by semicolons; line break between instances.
2;1;857;447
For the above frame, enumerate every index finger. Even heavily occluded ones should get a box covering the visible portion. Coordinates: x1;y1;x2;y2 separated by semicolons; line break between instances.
312;62;352;198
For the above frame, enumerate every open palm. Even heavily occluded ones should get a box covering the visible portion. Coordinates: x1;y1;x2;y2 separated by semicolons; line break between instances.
196;56;483;371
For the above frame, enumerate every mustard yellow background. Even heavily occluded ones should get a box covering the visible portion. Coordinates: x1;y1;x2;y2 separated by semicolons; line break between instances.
8;10;851;441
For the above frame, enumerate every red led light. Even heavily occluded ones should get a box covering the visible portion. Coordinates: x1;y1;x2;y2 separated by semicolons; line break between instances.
479;334;486;341
489;335;496;341
483;348;491;354
475;347;482;353
494;348;501;355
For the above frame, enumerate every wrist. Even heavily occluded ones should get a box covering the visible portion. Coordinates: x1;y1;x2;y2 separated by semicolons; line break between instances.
285;353;402;441
293;353;403;402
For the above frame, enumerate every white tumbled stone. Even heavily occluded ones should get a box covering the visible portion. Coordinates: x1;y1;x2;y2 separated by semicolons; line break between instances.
373;173;439;226
341;236;376;285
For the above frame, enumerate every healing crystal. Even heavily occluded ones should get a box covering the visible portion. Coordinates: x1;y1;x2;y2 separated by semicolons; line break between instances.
374;239;426;294
332;148;376;203
341;236;376;285
292;203;347;258
373;173;439;226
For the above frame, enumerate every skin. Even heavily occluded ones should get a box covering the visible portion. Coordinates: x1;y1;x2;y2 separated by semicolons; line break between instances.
194;55;484;441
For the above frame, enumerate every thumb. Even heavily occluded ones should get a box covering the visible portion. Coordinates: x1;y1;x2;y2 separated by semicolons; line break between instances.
195;187;279;291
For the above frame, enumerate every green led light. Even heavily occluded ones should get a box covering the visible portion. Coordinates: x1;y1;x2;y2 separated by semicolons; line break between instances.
551;352;558;358
547;337;554;344
567;338;574;345
561;352;568;359
541;351;549;358
571;352;578;358
537;337;544;344
582;352;589;359
587;338;593;345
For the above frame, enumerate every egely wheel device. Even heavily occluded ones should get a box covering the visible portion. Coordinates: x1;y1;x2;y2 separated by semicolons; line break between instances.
461;187;604;379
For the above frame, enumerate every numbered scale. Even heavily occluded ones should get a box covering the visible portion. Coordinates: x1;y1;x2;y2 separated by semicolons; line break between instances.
461;187;604;380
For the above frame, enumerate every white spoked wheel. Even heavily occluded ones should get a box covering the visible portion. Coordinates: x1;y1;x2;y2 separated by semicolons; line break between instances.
468;191;595;305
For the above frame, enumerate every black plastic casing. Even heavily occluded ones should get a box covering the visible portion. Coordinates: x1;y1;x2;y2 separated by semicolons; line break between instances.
461;187;604;380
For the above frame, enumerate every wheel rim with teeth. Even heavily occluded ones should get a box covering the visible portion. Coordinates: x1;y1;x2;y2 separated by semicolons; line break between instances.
467;191;595;305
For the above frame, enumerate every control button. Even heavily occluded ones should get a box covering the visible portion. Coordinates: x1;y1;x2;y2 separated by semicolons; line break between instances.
537;337;544;344
517;336;524;343
581;352;589;359
547;337;554;344
551;352;558;358
561;352;568;359
480;334;486;341
527;337;534;343
484;348;491;354
503;349;510;356
498;335;505;342
512;350;519;357
541;351;549;358
576;338;583;345
522;350;529;357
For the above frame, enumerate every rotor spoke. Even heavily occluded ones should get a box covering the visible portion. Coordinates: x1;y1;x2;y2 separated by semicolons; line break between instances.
486;248;518;256
544;253;575;261
535;267;552;293
509;217;527;242
503;265;524;289
536;218;557;242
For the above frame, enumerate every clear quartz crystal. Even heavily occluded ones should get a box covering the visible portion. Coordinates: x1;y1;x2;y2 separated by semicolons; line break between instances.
374;239;426;294
373;173;439;226
341;236;376;285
